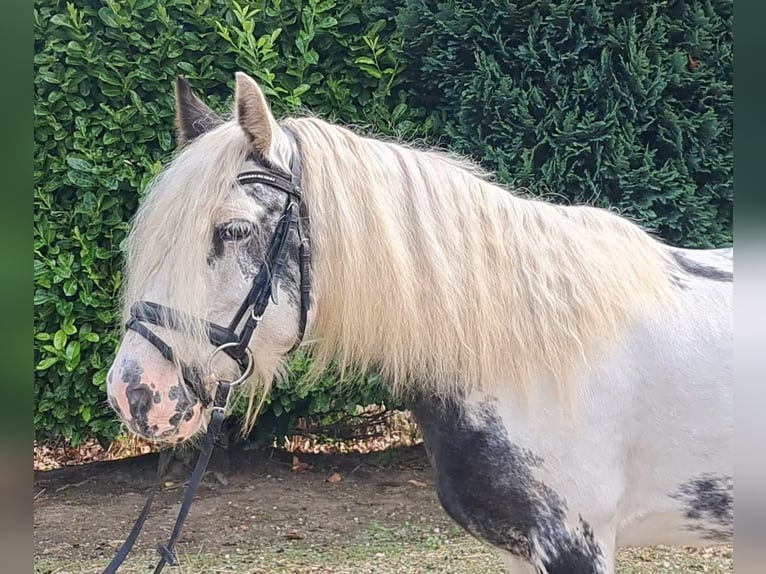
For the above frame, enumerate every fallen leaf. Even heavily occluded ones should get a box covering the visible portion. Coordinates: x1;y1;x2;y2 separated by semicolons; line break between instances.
291;456;310;472
326;472;343;484
163;481;174;488
407;479;428;488
284;530;304;540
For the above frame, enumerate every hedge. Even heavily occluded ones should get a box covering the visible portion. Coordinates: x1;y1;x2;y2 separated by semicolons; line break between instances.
33;0;416;444
34;0;732;445
396;0;733;248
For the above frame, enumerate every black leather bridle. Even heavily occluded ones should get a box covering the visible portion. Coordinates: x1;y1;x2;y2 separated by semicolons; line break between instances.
101;165;311;573
126;167;311;402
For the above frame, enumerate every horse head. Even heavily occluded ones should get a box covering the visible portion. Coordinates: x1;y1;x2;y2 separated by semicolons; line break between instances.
106;73;308;443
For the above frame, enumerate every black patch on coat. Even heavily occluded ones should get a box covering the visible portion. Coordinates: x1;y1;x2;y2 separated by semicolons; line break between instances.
542;517;603;574
121;358;152;435
672;252;733;282
166;383;197;431
209;231;225;262
168;384;195;417
407;395;605;572
666;268;690;291
206;214;301;308
672;474;733;541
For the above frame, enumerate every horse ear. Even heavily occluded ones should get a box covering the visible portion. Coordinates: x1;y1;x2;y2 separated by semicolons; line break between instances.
175;76;222;146
234;72;281;156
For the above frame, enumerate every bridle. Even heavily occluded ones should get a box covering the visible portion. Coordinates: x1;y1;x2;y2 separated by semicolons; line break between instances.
126;167;311;404
101;163;311;573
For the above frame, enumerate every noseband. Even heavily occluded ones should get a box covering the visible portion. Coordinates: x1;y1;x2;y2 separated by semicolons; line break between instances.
102;164;311;574
125;167;311;404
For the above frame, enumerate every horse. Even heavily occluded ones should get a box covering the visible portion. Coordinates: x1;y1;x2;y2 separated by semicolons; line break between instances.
105;72;733;574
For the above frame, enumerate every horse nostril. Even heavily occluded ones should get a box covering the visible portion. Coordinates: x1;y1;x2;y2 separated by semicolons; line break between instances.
126;385;153;419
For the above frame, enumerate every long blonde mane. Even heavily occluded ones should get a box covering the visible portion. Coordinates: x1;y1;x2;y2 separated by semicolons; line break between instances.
284;117;676;398
123;114;677;407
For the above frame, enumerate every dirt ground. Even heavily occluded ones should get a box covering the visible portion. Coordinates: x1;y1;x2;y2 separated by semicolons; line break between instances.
34;445;733;573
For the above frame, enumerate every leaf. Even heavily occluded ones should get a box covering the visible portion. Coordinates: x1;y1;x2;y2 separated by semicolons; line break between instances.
66;157;94;172
303;50;319;65
36;357;59;371
53;330;67;350
284;530;304;540
326;472;343;484
65;340;81;362
392;103;408;122
292;84;311;97
357;65;382;79
354;56;376;66
316;16;338;29
291;456;310;472
63;279;78;296
98;7;120;28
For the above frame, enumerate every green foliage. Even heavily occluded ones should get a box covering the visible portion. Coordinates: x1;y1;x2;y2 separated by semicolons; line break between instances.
34;0;420;444
229;354;402;446
397;0;733;247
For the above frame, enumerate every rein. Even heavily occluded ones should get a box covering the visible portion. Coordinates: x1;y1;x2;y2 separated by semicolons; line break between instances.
101;166;310;573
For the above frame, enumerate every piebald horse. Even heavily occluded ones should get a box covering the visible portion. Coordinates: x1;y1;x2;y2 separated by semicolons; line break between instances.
106;72;733;573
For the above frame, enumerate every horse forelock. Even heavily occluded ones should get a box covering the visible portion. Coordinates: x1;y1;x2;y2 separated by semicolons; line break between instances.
122;121;254;353
283;116;678;400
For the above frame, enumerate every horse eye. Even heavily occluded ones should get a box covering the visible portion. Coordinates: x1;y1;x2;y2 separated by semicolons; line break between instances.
218;219;253;241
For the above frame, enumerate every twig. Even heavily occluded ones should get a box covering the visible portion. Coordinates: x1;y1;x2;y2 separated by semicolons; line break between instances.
55;479;90;492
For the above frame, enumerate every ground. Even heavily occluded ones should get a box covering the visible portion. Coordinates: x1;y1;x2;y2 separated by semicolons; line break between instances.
34;445;732;574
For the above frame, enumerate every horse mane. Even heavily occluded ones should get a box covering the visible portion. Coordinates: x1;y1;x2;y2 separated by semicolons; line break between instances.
283;116;677;399
123;113;677;410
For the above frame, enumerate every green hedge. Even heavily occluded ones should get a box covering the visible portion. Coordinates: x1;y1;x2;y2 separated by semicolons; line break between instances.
34;0;416;444
396;0;733;247
34;0;733;445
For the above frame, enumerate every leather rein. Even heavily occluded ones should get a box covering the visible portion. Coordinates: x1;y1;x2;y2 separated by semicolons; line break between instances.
101;166;310;573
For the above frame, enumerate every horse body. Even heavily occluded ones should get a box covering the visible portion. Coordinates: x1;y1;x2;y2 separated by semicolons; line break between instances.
105;73;733;574
411;244;732;573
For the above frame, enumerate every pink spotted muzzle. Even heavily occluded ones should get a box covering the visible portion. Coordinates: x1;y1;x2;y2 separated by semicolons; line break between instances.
107;355;207;443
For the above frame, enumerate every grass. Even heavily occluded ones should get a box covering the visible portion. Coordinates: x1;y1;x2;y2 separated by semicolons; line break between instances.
35;522;733;574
